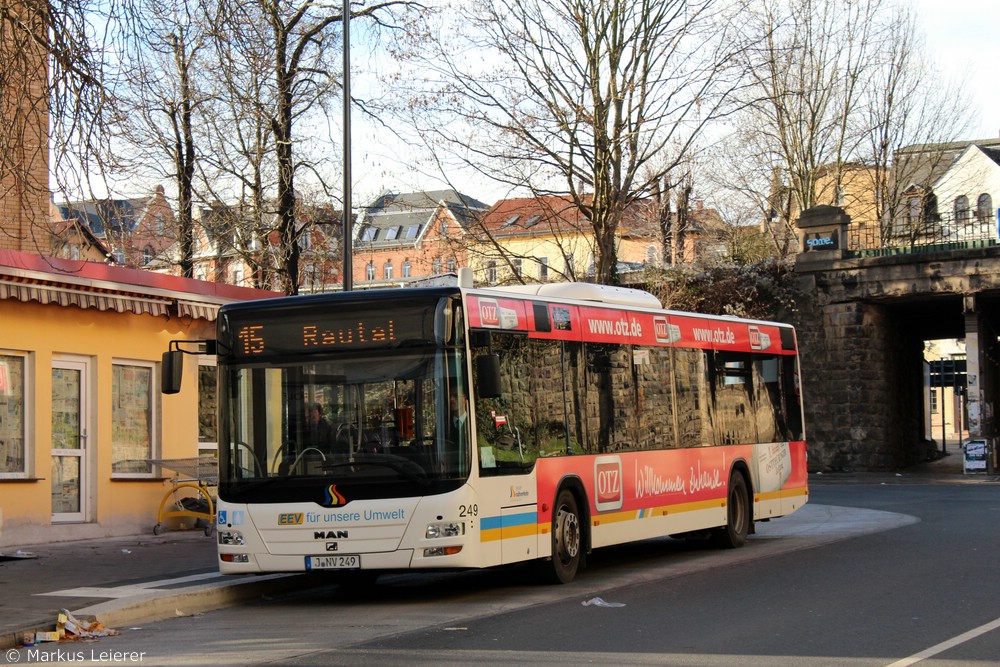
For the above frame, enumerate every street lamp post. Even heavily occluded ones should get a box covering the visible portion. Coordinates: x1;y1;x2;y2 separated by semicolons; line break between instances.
342;0;353;291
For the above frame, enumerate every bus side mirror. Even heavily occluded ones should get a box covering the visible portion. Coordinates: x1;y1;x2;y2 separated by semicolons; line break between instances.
475;354;502;399
162;350;184;394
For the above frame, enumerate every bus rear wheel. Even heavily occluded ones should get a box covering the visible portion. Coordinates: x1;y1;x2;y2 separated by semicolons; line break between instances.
713;470;750;549
548;489;582;584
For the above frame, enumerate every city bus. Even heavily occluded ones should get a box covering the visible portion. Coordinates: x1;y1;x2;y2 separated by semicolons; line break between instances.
163;273;807;584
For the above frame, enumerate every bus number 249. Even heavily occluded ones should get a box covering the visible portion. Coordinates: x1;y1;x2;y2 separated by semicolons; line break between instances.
459;504;478;517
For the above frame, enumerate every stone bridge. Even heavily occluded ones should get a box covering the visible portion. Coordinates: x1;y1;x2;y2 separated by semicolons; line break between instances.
794;206;1000;471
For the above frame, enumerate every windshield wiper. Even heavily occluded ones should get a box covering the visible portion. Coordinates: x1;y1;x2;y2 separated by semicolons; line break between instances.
322;455;431;486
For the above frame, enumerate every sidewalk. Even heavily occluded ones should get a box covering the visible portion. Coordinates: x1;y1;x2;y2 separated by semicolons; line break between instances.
0;530;307;650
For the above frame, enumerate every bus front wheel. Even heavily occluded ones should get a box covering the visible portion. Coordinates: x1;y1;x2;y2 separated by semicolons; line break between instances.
548;489;582;584
713;470;750;549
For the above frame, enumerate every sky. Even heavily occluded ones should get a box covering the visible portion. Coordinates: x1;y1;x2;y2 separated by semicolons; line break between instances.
912;0;1000;139
356;1;1000;204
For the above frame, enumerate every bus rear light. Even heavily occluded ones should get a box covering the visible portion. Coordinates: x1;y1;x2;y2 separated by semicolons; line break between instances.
220;553;249;563
423;546;463;557
425;521;464;538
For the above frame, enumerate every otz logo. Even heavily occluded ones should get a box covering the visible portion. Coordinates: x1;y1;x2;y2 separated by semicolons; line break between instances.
594;456;623;512
479;299;500;327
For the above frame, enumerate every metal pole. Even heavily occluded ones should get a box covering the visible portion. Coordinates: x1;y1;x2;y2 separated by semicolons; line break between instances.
940;361;947;454
341;0;353;291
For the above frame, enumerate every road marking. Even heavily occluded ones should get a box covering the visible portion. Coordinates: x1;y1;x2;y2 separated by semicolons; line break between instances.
36;572;224;598
885;616;1000;666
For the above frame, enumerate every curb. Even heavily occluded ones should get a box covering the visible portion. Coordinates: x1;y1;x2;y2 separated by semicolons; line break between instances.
0;573;312;651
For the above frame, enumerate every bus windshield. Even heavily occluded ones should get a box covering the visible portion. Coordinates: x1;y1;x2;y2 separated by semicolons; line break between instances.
220;347;469;491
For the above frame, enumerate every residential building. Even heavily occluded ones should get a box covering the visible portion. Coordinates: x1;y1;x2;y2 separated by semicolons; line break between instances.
55;186;178;269
918;143;1000;243
772;139;1000;252
147;200;343;293
352;190;489;289
765;163;879;252
0;248;278;547
467;195;726;285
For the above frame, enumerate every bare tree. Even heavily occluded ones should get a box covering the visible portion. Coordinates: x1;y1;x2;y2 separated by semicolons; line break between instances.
737;0;885;227
394;0;748;285
192;0;422;294
109;0;211;276
855;5;973;246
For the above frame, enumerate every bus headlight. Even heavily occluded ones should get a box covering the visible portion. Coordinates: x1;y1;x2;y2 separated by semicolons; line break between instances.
425;521;464;539
218;530;245;545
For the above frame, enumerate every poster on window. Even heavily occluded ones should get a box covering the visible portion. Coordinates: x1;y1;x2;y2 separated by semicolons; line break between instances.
112;365;152;473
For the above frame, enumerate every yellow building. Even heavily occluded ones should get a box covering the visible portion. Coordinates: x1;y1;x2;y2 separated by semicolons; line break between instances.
0;249;277;547
466;195;666;284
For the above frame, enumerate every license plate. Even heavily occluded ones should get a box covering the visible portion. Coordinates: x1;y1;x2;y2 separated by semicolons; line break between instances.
305;554;361;570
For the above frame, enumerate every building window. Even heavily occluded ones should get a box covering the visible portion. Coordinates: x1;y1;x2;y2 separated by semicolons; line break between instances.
976;193;992;220
384;261;393;280
366;262;375;281
405;225;421;239
359;226;377;242
538;257;549;280
385;226;400;241
440;219;449;236
233;267;244;286
432;258;442;274
930;387;938;414
512;258;523;278
446;259;456;273
111;361;156;476
402;260;411;278
0;352;28;477
646;246;657;265
834;186;845;207
142;247;154;265
954;195;970;221
486;260;497;283
907;196;921;224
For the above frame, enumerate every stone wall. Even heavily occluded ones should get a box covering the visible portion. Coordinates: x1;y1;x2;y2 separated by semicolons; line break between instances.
793;279;930;471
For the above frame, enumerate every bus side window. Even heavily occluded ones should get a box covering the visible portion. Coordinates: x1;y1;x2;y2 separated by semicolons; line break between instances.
474;333;540;472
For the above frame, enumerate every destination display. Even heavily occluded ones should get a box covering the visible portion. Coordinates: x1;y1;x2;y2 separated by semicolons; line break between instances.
221;301;438;359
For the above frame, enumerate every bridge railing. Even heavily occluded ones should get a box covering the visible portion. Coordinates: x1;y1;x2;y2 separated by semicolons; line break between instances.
847;213;998;257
